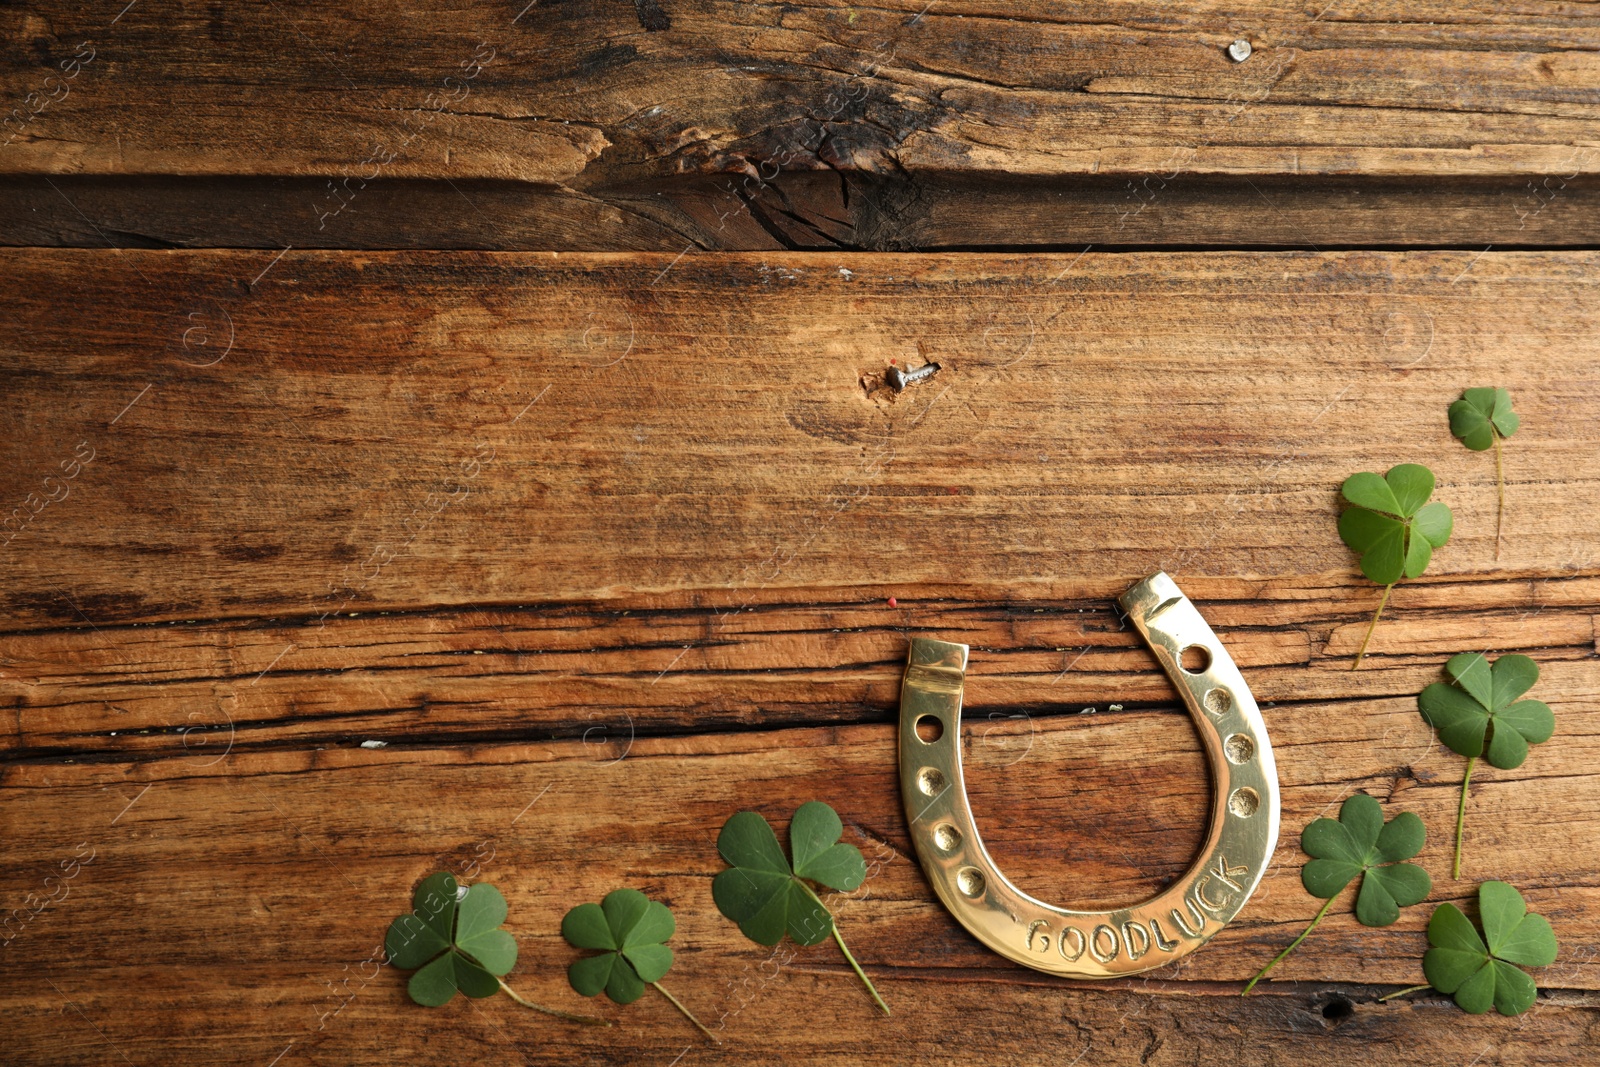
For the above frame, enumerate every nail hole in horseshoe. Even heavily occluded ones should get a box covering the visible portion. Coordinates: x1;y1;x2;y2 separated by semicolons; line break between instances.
1180;645;1211;674
915;715;944;743
957;867;986;897
1224;733;1255;764
917;767;947;797
1228;787;1260;817
932;824;962;852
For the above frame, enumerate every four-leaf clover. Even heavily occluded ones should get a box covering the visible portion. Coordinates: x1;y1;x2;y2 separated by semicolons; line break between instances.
564;889;674;1003
563;888;715;1041
1337;464;1453;668
384;872;606;1024
1424;881;1558;1015
1301;793;1432;926
712;801;888;1014
1243;794;1431;994
1420;653;1555;876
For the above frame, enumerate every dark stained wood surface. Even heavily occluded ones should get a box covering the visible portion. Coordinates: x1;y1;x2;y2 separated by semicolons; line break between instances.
6;0;1598;180
8;174;1600;251
3;2;1600;249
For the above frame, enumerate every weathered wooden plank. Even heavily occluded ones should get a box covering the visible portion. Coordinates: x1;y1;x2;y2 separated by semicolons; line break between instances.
3;2;1599;248
2;247;1595;1061
3;583;1596;755
4;247;1598;749
2;249;1598;629
0;177;694;252
1;720;1596;1065
10;972;1600;1066
12;970;1598;1066
7;174;1600;252
5;1;1598;180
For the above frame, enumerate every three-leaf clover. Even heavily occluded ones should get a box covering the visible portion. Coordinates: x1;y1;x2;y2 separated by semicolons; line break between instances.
1243;794;1431;994
1424;881;1558;1015
384;872;607;1025
1448;388;1520;559
562;888;716;1041
1337;463;1453;668
1419;653;1555;877
711;801;889;1014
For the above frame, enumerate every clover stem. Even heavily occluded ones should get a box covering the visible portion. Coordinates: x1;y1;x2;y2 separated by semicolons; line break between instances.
1378;984;1432;1003
496;979;612;1026
652;981;719;1043
831;924;892;1016
1350;583;1393;670
797;881;890;1015
1454;756;1476;880
1493;432;1505;561
1241;895;1337;996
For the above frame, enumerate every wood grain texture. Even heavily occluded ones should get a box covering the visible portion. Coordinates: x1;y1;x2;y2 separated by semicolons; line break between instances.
6;0;1599;180
2;249;1598;1064
3;581;1598;757
8;174;1600;252
3;2;1600;249
2;728;1598;1066
3;249;1599;627
7;1;1600;1059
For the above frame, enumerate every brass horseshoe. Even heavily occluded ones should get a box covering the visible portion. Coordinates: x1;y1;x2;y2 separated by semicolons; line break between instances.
896;571;1279;978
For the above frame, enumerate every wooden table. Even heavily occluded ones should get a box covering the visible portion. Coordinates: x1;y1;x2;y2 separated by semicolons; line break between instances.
2;4;1597;1064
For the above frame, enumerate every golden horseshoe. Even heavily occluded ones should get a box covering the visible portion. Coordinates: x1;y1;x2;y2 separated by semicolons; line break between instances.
896;571;1279;977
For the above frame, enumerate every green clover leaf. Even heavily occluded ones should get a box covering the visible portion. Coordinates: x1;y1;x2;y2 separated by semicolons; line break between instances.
1448;388;1519;452
384;873;510;1006
384;872;607;1025
711;801;887;1014
1419;653;1555;877
1243;794;1431;995
562;889;676;1004
1337;464;1452;668
561;888;716;1041
711;802;866;947
1301;793;1432;926
1420;653;1554;769
1448;387;1520;559
1424;881;1558;1015
1338;465;1453;584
